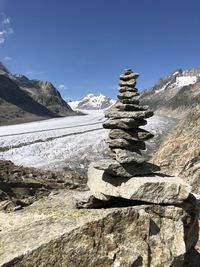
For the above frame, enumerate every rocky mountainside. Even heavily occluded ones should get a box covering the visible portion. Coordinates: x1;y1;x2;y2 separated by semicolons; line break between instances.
69;93;115;110
0;62;75;125
152;106;200;194
0;74;58;126
140;68;200;194
140;68;200;117
14;74;73;116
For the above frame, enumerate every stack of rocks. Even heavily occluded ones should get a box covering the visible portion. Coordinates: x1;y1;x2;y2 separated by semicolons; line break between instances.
101;68;159;177
88;69;192;204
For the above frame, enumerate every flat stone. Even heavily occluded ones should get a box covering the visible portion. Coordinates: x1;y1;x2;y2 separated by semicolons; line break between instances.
103;118;147;129
104;109;153;119
88;164;192;204
111;148;145;164
124;68;133;75
109;128;154;141
119;79;136;87
118;91;139;99
120;73;139;81
118;87;138;93
93;159;160;178
106;138;146;150
121;98;140;104
115;102;148;111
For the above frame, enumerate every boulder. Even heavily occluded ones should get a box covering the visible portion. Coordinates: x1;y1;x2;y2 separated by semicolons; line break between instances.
93;159;160;177
0;190;198;267
103;118;147;129
88;164;192;204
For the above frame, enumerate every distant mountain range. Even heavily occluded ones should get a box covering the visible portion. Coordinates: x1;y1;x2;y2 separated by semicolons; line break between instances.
69;94;116;110
140;68;200;117
0;62;75;126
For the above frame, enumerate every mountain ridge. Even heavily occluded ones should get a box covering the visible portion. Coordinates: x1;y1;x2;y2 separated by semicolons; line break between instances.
140;68;200;117
0;62;76;125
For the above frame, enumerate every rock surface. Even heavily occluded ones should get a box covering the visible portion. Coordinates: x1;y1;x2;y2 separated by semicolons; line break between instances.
0;191;199;267
0;160;87;211
88;164;191;204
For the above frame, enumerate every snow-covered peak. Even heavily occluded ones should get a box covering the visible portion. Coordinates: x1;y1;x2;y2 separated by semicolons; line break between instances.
69;94;116;110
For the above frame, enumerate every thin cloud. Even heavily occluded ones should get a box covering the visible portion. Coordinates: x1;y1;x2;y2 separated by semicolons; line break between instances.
58;84;68;90
0;12;13;44
4;56;12;61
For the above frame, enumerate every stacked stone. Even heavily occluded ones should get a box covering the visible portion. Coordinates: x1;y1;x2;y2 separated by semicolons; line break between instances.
93;69;160;178
87;68;192;205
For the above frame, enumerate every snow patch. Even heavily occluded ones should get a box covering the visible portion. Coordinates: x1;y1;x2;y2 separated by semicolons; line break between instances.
172;71;180;76
155;82;170;94
175;76;197;87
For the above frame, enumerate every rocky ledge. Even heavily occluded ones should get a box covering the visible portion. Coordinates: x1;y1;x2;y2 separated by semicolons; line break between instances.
0;160;87;211
0;191;199;267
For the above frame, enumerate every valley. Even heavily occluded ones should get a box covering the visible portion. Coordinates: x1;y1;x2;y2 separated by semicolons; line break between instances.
0;110;175;174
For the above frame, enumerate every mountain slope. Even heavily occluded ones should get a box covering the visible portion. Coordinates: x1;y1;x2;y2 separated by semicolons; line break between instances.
0;75;58;125
14;75;73;116
152;106;200;194
140;68;200;117
0;62;77;125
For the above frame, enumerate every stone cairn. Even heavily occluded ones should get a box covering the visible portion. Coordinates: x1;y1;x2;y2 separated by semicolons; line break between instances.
102;68;159;177
87;69;191;205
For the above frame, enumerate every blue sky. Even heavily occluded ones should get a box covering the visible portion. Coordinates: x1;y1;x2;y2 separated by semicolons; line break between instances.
0;0;200;100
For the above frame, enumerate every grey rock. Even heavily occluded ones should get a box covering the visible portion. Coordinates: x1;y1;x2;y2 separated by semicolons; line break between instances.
104;109;153;119
120;72;139;81
103;118;147;129
119;79;137;87
115;102;148;111
111;148;145;164
0;190;198;267
109;128;154;141
121;97;140;104
88;164;192;204
118;91;139;99
93;159;160;178
118;86;138;93
106;138;146;150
